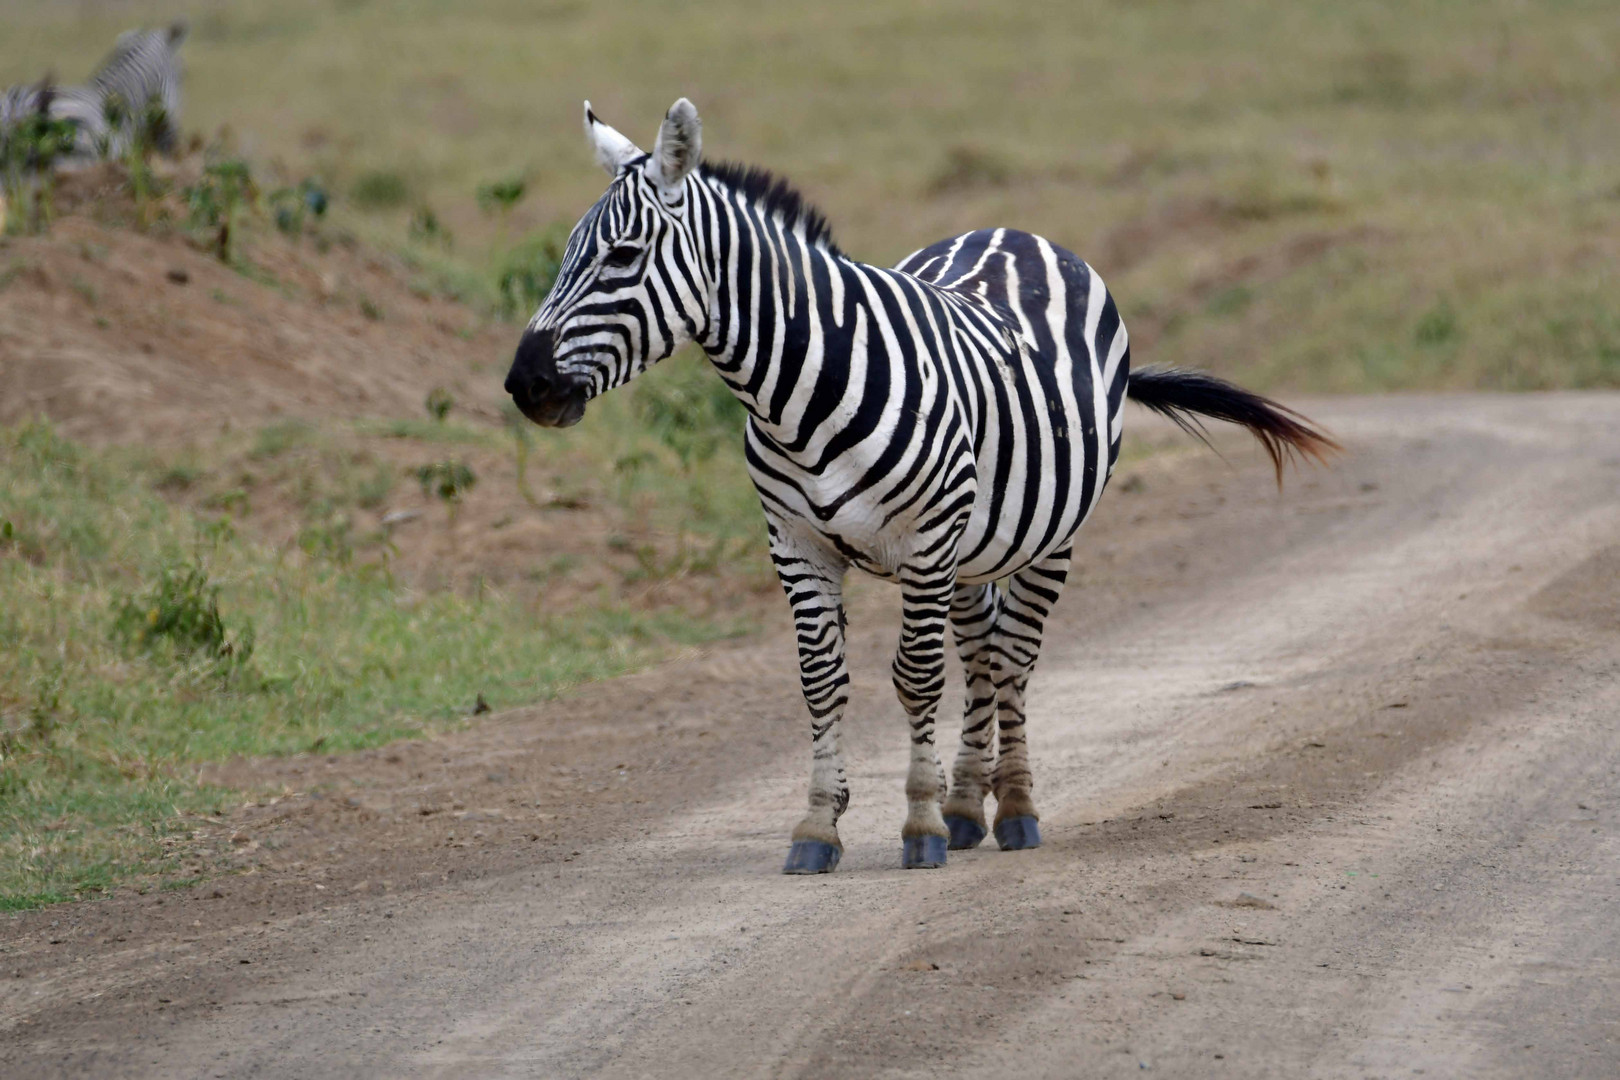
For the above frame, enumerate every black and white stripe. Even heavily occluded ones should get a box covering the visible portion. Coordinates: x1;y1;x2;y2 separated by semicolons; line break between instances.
506;99;1336;873
0;78;93;173
0;82;43;131
79;21;188;158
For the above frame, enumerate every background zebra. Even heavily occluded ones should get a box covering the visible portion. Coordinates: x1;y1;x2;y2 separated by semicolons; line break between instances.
0;78;86;176
82;21;188;158
0;21;186;168
506;99;1336;873
0;80;43;130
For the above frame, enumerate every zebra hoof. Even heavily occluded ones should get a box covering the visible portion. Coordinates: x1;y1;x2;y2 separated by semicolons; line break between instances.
902;834;948;869
944;815;987;850
994;816;1042;851
783;840;841;874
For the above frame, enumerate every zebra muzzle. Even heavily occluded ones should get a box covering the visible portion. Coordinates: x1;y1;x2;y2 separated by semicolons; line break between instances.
506;329;589;428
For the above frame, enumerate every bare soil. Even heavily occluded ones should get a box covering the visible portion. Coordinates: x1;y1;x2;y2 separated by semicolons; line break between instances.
0;166;509;445
3;391;1618;1078
0;170;776;610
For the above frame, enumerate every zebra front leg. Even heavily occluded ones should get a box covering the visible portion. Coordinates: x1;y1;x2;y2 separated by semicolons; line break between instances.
942;581;1001;849
892;573;958;869
777;548;853;875
991;547;1072;851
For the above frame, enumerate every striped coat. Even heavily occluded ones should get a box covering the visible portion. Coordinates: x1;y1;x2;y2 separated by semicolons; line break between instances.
75;22;188;160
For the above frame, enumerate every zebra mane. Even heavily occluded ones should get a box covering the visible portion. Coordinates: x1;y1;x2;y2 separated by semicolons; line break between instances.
700;160;840;255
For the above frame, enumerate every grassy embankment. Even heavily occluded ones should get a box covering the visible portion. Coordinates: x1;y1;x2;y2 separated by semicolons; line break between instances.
0;390;759;909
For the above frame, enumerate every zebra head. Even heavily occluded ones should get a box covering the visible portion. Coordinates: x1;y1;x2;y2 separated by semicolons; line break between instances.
505;99;708;428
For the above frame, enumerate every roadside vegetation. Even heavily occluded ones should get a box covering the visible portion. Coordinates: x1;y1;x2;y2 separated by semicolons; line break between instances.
0;417;752;909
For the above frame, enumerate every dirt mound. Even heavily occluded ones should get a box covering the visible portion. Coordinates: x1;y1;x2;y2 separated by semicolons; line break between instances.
0;163;510;444
0;164;774;616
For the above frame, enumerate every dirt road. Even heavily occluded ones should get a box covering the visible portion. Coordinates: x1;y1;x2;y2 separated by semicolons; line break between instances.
5;393;1619;1078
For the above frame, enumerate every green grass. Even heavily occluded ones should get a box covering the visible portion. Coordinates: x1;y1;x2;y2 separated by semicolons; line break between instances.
0;421;747;907
4;0;1616;390
352;417;504;446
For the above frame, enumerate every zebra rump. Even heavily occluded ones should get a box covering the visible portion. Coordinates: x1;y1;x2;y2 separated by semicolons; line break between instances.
0;78;72;170
0;82;42;128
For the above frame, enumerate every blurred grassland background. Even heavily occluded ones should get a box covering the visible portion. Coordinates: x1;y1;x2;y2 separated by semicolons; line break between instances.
5;0;1618;392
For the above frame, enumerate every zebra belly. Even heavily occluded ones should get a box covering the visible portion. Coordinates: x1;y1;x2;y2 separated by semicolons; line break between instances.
951;402;1096;585
745;425;979;581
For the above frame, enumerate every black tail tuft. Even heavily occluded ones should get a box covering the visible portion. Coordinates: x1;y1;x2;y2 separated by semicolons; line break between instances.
1126;366;1339;485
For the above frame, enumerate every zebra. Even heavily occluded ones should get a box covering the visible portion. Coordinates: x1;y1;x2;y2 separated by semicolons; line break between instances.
0;78;83;174
0;81;43;130
505;99;1336;874
75;21;189;160
0;21;188;167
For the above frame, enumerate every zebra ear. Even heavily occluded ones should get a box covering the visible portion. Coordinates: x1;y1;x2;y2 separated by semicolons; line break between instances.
167;20;189;47
583;101;643;177
648;98;701;194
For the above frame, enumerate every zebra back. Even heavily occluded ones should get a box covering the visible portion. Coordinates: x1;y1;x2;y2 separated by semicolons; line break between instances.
87;20;187;155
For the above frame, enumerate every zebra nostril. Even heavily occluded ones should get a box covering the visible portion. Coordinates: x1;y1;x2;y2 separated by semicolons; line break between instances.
507;328;560;403
525;370;556;400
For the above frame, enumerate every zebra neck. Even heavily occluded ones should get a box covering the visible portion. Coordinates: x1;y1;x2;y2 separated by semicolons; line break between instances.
697;192;854;442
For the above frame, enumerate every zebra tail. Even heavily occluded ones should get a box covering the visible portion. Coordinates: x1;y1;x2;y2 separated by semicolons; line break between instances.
1125;365;1340;486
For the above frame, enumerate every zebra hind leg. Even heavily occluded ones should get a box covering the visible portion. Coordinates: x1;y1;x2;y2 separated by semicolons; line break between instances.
942;581;1000;849
892;571;958;869
990;547;1073;852
778;550;853;875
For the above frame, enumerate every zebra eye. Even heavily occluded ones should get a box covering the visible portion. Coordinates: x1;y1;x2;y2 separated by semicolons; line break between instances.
603;245;640;269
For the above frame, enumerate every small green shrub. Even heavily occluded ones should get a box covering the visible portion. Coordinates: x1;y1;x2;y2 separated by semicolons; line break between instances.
203;487;250;515
350;169;410;210
101;95;173;227
0;107;79;235
354;463;394;509
925;144;1010;195
111;559;254;668
153;463;203;492
1415;300;1460;346
408;206;452;249
268;178;329;237
425;387;454;422
476;176;527;217
416;460;477;532
502;401;543;509
298;514;354;566
1206;285;1254;317
250;420;314;459
495;227;567;320
633;355;747;471
185;160;257;263
416;461;477;506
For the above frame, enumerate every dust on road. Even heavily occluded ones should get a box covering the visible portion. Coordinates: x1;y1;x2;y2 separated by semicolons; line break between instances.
4;393;1619;1079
